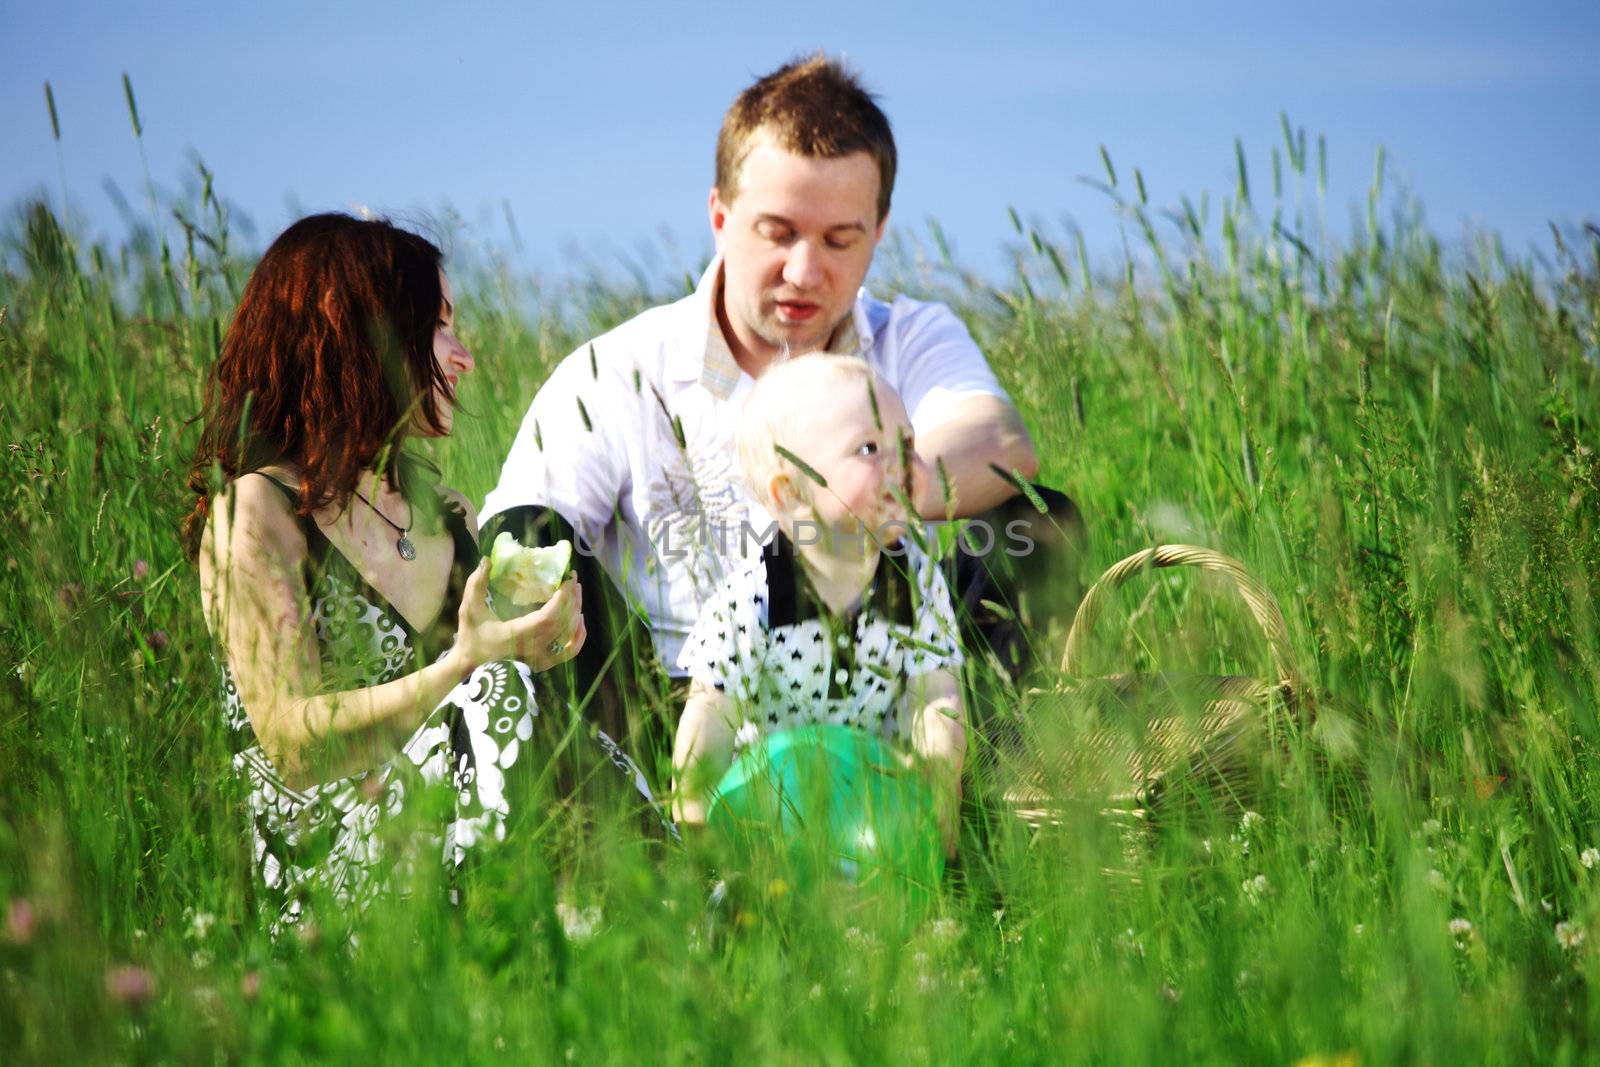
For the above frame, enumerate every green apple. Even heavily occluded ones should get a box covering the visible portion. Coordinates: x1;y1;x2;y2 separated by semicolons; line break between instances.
487;532;573;619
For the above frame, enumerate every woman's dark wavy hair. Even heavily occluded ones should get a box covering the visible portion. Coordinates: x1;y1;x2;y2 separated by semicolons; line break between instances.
182;213;450;557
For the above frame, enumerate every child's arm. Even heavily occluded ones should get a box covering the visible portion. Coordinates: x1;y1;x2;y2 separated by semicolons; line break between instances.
903;668;966;857
671;678;741;827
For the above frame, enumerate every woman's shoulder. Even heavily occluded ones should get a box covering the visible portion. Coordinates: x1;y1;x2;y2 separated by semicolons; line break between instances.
203;471;311;572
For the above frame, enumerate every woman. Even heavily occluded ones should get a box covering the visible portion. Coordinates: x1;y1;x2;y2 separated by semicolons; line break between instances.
184;213;652;927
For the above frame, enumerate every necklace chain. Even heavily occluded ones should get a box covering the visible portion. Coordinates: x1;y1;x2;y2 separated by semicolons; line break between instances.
352;488;410;534
352;487;417;561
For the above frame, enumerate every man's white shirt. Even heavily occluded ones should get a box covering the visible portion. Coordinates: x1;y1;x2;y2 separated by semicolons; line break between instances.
479;257;1012;673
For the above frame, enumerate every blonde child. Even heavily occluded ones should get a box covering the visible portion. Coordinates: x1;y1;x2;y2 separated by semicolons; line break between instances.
672;355;967;854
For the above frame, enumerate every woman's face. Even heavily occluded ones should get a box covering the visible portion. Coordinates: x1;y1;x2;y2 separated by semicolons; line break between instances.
423;269;475;435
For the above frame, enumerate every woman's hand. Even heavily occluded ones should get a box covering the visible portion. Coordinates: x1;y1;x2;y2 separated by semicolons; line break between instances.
452;560;587;673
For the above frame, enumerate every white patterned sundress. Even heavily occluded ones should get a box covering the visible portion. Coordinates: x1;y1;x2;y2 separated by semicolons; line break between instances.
220;476;663;929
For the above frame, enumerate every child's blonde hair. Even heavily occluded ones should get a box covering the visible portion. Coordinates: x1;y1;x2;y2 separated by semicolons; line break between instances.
736;354;877;514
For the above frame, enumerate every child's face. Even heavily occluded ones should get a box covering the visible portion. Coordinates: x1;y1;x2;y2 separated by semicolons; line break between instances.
775;372;926;542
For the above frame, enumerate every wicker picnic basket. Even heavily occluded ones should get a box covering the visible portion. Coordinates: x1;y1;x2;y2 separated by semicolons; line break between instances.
983;544;1308;826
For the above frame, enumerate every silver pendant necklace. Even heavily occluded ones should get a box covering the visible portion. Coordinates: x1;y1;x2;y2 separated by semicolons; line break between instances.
352;487;416;561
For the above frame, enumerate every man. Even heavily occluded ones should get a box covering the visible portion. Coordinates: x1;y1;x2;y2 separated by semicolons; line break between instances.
481;55;1079;761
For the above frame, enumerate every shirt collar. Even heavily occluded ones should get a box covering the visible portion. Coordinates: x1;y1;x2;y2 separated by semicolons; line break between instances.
676;255;876;400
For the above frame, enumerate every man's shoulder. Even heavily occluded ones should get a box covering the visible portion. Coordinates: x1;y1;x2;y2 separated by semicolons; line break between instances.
578;288;703;375
860;288;969;347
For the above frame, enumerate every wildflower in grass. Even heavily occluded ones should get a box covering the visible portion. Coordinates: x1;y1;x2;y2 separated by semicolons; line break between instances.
844;926;881;952
767;878;789;899
190;984;223;1024
132;558;149;580
556;901;602;942
1293;1052;1358;1067
105;964;157;1008
929;918;961;943
1581;847;1599;870
1428;868;1446;890
240;970;262;1001
5;898;36;944
1240;810;1263;832
1448;917;1472;937
1556;921;1586;950
1352;923;1365;938
1242;874;1269;905
148;629;169;651
1421;818;1442;836
187;911;216;940
733;719;760;750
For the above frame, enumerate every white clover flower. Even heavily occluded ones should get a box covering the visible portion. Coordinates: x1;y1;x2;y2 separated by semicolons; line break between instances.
929;918;961;943
844;926;880;952
733;719;761;751
1448;917;1473;937
1239;810;1264;832
1581;847;1599;870
1242;874;1269;905
187;911;216;940
555;901;602;942
1556;921;1586;949
1421;818;1442;836
913;951;936;992
1352;923;1365;937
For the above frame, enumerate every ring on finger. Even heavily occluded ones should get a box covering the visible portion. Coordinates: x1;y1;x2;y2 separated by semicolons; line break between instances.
547;639;564;657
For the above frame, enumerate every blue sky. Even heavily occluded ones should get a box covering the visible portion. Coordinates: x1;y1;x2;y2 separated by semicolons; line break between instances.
4;1;1596;283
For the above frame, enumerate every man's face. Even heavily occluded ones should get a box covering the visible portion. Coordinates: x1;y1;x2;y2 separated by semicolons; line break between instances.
709;134;885;369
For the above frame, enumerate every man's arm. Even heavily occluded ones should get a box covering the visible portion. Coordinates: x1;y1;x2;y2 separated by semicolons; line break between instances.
913;393;1039;519
887;299;1041;519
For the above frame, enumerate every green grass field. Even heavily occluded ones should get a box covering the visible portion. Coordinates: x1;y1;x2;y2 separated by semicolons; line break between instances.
4;106;1600;1064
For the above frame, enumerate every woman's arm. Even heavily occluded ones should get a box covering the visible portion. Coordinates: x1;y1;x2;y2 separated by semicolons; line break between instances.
903;668;966;856
671;679;741;826
201;476;582;790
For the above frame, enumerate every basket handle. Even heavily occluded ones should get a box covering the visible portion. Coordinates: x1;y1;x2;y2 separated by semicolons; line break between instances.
1059;544;1299;689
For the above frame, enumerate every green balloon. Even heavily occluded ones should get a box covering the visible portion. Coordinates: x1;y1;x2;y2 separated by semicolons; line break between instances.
706;724;943;897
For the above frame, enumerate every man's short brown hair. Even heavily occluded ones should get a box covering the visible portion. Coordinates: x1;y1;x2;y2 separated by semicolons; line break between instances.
715;54;897;222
